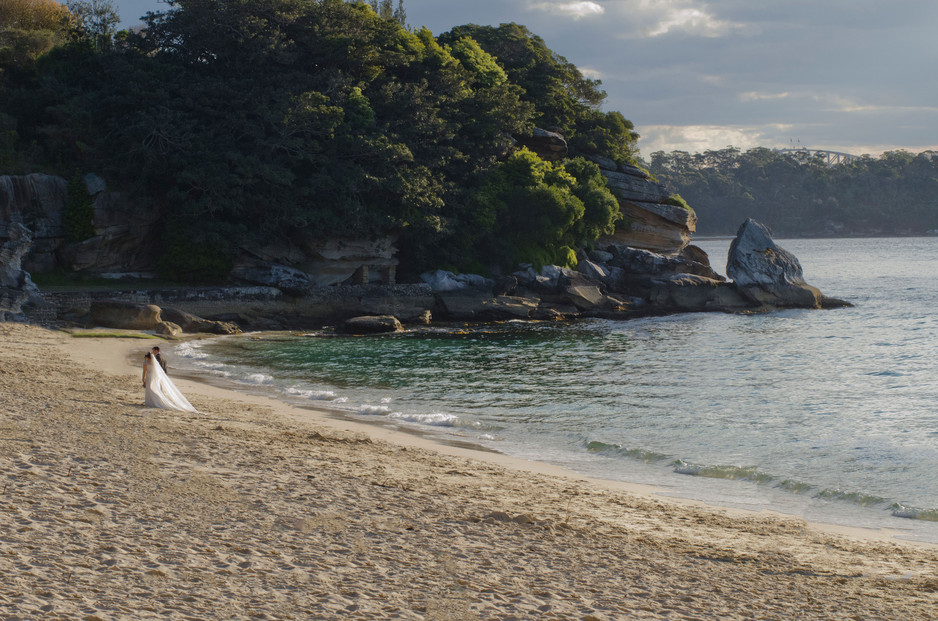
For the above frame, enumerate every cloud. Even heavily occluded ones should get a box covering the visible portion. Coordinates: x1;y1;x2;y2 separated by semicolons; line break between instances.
606;0;757;39
637;123;792;155
529;1;605;20
739;91;791;102
579;66;604;80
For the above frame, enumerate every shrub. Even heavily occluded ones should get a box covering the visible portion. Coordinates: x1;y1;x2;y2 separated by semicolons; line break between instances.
64;174;95;242
664;193;694;213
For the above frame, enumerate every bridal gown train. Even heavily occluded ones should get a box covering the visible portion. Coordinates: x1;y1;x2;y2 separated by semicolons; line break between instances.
144;357;197;412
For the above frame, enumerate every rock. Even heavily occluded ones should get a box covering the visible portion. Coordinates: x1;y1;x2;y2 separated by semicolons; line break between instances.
436;292;539;320
581;153;618;171
1;223;39;291
83;173;107;197
608;246;723;282
587;249;613;264
0;222;40;320
340;315;403;334
421;270;493;292
297;237;399;286
155;321;183;337
680;244;713;269
601;170;670;204
564;285;606;311
492;276;518;297
0;287;31;321
577;259;610;283
230;263;314;296
89;301;163;330
726;219;826;308
159;307;242;334
599;200;697;254
0;174;68;244
513;127;568;161
649;274;753;312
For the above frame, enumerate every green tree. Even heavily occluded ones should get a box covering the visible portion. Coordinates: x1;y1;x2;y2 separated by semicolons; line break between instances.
65;0;118;50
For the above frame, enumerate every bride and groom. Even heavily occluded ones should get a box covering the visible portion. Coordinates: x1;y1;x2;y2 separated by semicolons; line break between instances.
142;346;197;412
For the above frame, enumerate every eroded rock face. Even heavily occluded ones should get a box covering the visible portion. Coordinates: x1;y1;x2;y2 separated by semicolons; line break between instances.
298;237;399;287
589;161;696;255
0;222;41;320
726;219;822;308
1;173;161;275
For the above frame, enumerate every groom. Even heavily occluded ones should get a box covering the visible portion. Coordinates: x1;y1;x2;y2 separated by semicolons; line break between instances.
152;346;168;373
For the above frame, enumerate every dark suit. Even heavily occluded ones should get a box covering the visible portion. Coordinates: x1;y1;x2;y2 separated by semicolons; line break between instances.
154;353;167;373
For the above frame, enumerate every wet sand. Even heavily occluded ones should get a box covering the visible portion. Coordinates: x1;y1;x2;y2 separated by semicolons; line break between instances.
2;322;937;619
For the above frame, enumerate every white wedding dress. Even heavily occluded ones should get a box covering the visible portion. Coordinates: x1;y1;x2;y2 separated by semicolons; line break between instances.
144;357;197;412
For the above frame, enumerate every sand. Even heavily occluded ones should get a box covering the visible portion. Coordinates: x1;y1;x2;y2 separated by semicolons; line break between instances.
1;322;937;620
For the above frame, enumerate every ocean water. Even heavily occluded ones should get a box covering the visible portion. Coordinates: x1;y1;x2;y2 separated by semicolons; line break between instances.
173;237;938;542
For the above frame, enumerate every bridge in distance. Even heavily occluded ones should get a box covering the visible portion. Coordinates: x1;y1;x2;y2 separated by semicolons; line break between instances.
774;148;864;166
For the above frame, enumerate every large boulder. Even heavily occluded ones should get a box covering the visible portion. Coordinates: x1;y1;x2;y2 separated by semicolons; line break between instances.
340;315;403;335
90;301;163;330
726;219;823;308
160;307;242;334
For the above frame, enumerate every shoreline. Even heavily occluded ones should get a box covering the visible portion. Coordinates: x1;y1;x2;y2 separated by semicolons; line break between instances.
166;328;938;548
4;322;938;618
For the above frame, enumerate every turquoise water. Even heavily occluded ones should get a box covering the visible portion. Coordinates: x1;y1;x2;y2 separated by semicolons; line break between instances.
175;237;938;542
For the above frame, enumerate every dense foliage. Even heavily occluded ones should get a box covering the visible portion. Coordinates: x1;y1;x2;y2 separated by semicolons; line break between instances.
1;0;638;281
648;147;938;236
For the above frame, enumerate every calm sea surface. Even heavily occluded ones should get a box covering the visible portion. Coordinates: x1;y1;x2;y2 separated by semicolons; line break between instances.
174;238;938;542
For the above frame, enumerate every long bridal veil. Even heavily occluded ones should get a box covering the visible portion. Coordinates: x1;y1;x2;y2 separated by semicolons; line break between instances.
145;358;197;412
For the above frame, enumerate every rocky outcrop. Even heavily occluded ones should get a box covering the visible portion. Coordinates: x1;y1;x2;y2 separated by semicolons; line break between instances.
726;219;827;308
57;175;162;274
0;173;161;275
0;222;41;320
3;173;399;289
583;155;696;255
513;128;568;161
89;300;163;330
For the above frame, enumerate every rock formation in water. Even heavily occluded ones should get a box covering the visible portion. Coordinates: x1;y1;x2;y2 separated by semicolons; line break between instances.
726;219;837;309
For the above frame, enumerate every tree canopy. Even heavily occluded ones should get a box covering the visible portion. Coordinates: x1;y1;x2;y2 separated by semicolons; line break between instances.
0;0;636;280
648;147;938;236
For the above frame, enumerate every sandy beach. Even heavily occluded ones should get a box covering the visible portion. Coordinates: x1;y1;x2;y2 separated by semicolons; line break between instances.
2;322;937;619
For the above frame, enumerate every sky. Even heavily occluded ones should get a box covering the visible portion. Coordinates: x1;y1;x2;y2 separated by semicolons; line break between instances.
114;0;938;159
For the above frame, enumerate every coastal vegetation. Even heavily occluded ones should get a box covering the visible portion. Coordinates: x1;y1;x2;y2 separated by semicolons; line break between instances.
648;147;938;237
0;0;637;281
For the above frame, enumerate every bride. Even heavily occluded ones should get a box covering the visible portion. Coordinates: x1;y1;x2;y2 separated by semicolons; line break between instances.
142;351;197;412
